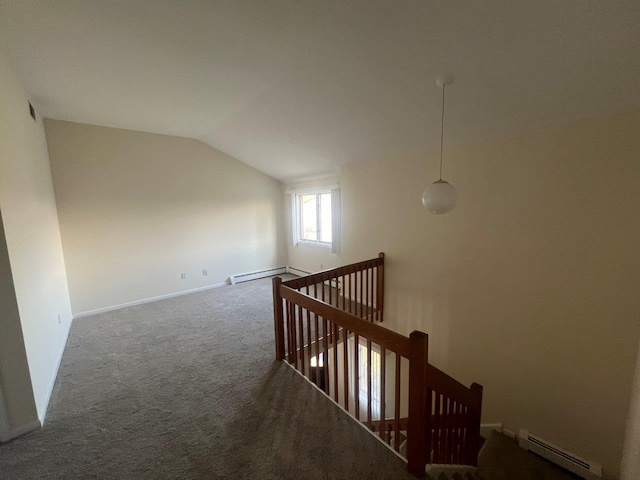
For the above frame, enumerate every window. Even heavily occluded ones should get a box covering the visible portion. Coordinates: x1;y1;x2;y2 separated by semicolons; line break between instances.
357;343;381;420
289;187;340;252
298;192;332;245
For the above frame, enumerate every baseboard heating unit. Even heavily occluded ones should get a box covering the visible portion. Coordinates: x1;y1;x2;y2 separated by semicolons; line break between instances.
518;430;602;480
286;266;311;277
230;267;286;285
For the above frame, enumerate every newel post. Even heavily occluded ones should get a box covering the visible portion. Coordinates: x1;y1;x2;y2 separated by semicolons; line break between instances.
272;277;285;361
377;252;385;322
407;331;429;477
465;383;484;466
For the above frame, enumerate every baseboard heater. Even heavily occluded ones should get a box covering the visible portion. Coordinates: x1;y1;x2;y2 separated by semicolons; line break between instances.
230;267;286;285
286;266;311;277
518;430;602;480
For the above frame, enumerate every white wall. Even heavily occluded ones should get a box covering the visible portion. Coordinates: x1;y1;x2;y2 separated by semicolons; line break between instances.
339;110;640;479
0;51;73;426
0;213;39;439
45;120;287;315
621;340;640;479
284;175;341;273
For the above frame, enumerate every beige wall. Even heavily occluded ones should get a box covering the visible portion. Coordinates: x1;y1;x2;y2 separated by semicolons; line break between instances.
0;51;73;428
284;175;342;273
339;110;640;478
45;120;286;315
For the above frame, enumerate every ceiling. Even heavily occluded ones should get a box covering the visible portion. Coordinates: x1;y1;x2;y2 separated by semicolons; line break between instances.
1;1;639;182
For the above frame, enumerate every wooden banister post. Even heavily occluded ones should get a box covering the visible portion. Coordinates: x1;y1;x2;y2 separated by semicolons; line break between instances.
465;383;483;466
407;331;429;477
377;252;385;322
272;277;285;361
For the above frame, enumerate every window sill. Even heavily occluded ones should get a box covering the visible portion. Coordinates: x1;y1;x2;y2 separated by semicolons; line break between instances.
297;241;332;249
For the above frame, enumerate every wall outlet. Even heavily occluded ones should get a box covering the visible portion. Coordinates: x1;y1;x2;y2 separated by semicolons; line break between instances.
181;273;186;279
320;263;324;270
57;314;61;324
203;270;208;276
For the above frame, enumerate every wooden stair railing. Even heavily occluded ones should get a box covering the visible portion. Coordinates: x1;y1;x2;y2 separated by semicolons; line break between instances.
272;253;482;478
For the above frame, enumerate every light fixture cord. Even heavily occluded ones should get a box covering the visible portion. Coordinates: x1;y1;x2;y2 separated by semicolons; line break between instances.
439;83;446;181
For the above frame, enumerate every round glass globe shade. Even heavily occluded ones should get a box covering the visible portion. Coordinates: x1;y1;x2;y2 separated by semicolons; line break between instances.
422;180;457;214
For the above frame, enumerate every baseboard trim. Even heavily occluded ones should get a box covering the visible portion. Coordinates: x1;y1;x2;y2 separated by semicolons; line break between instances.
286;266;312;277
72;265;312;320
480;423;503;438
1;419;41;443
38;319;73;425
73;282;230;319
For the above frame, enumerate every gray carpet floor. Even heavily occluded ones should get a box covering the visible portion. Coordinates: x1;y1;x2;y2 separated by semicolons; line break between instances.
477;432;581;480
0;275;413;479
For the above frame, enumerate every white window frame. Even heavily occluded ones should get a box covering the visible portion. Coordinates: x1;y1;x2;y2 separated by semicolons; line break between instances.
288;186;338;248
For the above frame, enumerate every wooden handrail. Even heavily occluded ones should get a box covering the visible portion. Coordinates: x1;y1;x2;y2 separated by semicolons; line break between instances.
426;364;477;405
282;254;384;290
280;286;410;357
272;253;482;477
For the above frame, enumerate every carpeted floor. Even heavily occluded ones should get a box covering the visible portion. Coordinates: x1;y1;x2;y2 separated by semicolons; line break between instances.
0;275;413;479
477;432;581;480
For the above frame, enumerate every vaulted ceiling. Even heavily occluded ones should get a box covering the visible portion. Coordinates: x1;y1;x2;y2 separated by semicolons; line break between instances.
1;1;639;182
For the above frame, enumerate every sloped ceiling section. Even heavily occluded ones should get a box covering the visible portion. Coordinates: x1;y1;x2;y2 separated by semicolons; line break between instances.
1;1;639;182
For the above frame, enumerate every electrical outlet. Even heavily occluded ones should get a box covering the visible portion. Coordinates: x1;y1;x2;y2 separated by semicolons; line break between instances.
57;314;61;324
181;273;186;279
203;270;208;276
320;263;324;270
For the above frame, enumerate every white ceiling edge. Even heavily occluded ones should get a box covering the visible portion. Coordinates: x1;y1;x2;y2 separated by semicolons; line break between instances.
282;171;341;186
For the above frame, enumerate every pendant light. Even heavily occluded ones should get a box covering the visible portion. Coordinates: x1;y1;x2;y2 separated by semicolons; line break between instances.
422;75;457;215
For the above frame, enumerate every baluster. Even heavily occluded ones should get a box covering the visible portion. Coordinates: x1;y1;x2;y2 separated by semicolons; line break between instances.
298;305;305;376
343;328;349;412
290;301;298;369
377;253;384;323
444;397;451;462
333;321;338;402
306;287;312;378
323;315;329;394
450;398;457;464
379;346;386;441
314;310;320;388
366;267;370;317
374;266;379;321
322;274;326;303
461;405;468;464
394;354;401;452
348;271;352;314
454;400;463;464
433;392;441;462
369;266;373;320
367;339;372;428
286;300;292;364
359;269;363;318
354;333;360;420
365;267;369;320
448;399;456;463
